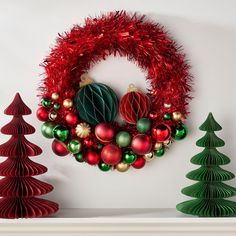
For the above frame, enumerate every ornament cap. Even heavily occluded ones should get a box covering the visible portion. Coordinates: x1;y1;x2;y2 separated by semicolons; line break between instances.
127;84;138;92
79;73;94;87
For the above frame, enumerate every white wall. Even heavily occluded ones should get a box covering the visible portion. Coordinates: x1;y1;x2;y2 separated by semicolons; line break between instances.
0;0;236;208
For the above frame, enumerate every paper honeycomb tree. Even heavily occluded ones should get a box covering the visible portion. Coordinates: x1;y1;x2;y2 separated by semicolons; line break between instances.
177;112;236;217
0;93;58;218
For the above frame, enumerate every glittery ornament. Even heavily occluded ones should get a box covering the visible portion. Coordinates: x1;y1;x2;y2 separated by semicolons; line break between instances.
116;162;130;172
76;122;91;138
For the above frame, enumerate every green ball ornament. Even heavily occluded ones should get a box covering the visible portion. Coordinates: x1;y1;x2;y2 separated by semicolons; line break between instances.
74;153;84;162
164;113;171;120
99;162;112;172
41;98;52;108
75;83;118;125
53;103;61;110
116;131;131;147
41;122;56;139
173;123;188;140
136;118;151;133
123;150;137;164
53;125;69;142
67;139;82;154
154;148;165;157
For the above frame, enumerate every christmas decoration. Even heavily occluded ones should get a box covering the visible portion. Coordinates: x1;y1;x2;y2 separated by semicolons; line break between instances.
152;124;171;142
119;84;151;124
74;153;84;162
38;11;192;172
95;123;115;143
99;163;112;172
123;150;137;164
75;122;91;138
176;113;236;217
131;134;152;155
0;93;58;218
75;81;118;125
41;121;56;139
116;131;131;147
101;144;122;165
136;118;151;133
144;152;155;161
67;139;82;154
52;139;69;156
154;148;165;157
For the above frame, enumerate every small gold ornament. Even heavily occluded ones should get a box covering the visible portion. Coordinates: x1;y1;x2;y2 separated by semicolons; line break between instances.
51;92;59;100
76;122;91;138
49;111;57;121
154;142;163;150
164;103;171;109
79;73;94;87
63;98;73;108
116;162;130;172
163;139;171;148
172;111;183;121
127;83;138;92
144;152;154;161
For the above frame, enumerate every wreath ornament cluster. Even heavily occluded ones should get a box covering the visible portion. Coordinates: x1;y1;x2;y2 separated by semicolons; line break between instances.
37;11;192;172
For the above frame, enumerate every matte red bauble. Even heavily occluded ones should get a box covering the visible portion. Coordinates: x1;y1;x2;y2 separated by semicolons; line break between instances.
36;107;49;121
119;89;151;124
131;134;152;155
65;112;78;125
84;150;100;165
152;124;171;142
95;123;115;143
52;139;69;156
132;157;146;169
101;144;122;165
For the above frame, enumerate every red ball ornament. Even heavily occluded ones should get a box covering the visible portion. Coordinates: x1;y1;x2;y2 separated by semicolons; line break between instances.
65;112;78;125
95;123;115;143
131;134;152;155
132;157;146;169
36;106;49;121
84;150;100;165
83;137;94;148
101;144;122;165
52;139;69;156
119;86;151;124
152;124;171;142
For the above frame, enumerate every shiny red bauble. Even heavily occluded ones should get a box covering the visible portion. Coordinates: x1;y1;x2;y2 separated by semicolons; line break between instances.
95;122;115;143
65;112;78;125
83;137;94;148
132;157;146;169
84;150;100;165
101;144;122;165
36;106;49;121
152;124;171;142
119;91;151;124
131;134;152;155
51;139;69;156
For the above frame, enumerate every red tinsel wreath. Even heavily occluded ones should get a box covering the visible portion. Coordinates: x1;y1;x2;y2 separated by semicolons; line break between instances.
37;11;192;172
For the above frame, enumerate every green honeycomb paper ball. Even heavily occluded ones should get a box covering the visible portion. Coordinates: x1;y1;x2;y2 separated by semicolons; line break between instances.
75;83;118;126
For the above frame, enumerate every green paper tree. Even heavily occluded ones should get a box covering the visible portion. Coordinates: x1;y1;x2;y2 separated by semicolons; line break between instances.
176;112;236;217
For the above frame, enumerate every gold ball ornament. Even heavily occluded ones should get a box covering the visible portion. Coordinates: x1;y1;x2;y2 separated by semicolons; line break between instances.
49;111;57;121
172;111;183;121
164;103;171;109
76;122;91;138
63;98;73;108
116;162;130;172
154;142;163;150
51;92;59;100
163;139;171;148
144;152;154;161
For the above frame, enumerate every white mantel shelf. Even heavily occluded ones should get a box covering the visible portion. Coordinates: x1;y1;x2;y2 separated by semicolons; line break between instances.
0;208;236;236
